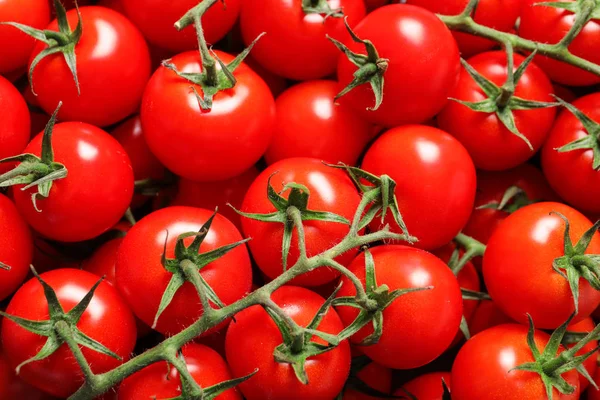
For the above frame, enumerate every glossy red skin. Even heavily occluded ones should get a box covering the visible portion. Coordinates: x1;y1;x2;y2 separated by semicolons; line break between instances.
12;122;134;242
397;372;452;400
0;76;30;174
141;50;275;182
116;206;252;336
122;0;240;52
343;361;392;400
241;158;361;287
519;0;600;86
588;369;600;400
336;245;463;369
406;0;520;57
437;51;556;171
483;202;600;329
0;0;50;76
452;324;581;400
0;350;55;400
118;343;241;400
542;93;600;214
240;0;365;80
30;6;151;127
226;286;351;400
336;4;460;127
265;80;374;166
1;269;137;398
362;125;477;250
469;300;514;336
567;318;598;392
171;167;259;232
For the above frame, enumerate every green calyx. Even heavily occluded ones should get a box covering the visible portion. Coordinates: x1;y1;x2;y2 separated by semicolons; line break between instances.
153;209;250;329
0;266;121;374
327;17;388;111
0;103;67;212
0;0;82;95
477;185;537;213
302;0;343;18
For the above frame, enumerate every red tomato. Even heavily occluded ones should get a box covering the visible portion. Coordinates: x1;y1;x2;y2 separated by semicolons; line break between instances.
483;202;600;329
452;324;581;400
30;6;151;127
0;0;50;77
118;343;241;400
226;286;351;400
397;371;452;400
588;369;600;400
265;80;374;166
1;269;137;398
12;122;134;242
343;361;392;400
519;0;600;86
469;300;514;336
336;4;460;127
0;350;53;400
0;76;30;174
361;125;476;250
241;158;361;287
567;318;598;392
437;51;556;171
240;0;366;80
542;93;600;214
141;50;275;182
116;206;252;336
336;245;463;369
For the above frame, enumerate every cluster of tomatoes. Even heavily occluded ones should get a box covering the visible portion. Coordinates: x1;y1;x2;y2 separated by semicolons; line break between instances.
1;0;600;399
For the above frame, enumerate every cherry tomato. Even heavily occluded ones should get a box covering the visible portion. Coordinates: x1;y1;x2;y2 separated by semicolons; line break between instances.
469;299;514;336
567;318;598;392
241;158;361;287
483;202;600;329
397;371;452;400
141;50;275;182
336;4;460;127
437;51;556;171
0;75;30;174
30;6;151;127
361;125;476;250
0;349;54;400
336;245;463;369
343;360;392;400
265;80;374;166
1;269;137;398
226;286;351;400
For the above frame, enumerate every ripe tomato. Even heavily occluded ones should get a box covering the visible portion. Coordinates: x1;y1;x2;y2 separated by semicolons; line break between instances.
483;202;600;329
0;0;50;77
519;0;600;86
437;51;556;171
0;350;53;400
0;76;30;174
361;125;476;250
451;324;580;400
336;4;460;127
336;245;463;369
343;360;392;400
240;0;366;80
30;6;151;127
12;122;134;242
118;343;241;400
116;206;252;336
1;269;137;398
469;299;514;336
241;158;361;287
567;318;598;392
397;371;451;399
265;80;374;166
542;93;600;214
141;50;275;182
225;286;351;400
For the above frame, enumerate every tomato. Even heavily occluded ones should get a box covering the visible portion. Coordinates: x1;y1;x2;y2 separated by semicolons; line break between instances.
265;80;374;166
336;245;463;369
30;6;151;127
141;50;275;182
0;350;53;400
11;122;134;242
1;269;137;398
588;369;600;400
405;0;520;57
118;343;241;400
437;51;556;171
567;318;598;392
519;0;600;86
240;0;366;80
397;371;452;400
226;286;351;400
451;324;581;400
116;206;252;336
343;360;392;400
0;75;30;174
122;0;241;53
0;0;50;77
483;202;600;329
542;93;600;214
241;158;361;287
336;4;460;127
361;125;476;250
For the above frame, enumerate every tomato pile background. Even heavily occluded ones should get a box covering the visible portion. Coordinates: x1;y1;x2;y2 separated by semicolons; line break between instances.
2;0;600;399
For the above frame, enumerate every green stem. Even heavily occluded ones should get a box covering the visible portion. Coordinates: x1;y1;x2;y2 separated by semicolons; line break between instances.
180;259;212;314
320;258;376;310
557;0;596;48
496;41;515;108
174;0;220;30
263;298;305;353
54;321;96;383
193;15;218;87
166;352;204;398
288;207;308;261
452;233;486;275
